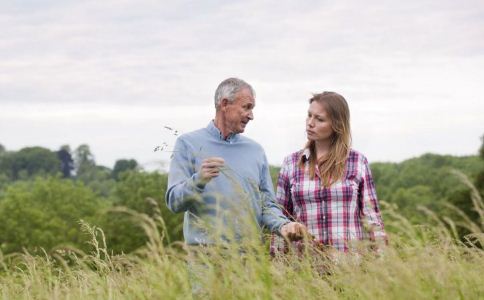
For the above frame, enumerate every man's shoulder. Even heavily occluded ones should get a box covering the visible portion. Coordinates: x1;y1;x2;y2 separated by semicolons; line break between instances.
177;127;208;142
238;135;265;151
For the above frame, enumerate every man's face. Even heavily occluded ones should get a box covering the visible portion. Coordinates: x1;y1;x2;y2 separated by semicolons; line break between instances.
223;88;255;134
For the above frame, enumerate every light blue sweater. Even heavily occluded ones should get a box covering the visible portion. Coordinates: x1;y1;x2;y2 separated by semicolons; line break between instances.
165;121;289;245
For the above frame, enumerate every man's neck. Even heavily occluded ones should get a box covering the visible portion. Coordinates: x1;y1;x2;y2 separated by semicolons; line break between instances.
213;115;232;140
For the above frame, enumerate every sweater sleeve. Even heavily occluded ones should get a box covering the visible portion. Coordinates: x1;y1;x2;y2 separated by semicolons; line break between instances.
270;155;294;255
259;153;290;234
165;137;205;213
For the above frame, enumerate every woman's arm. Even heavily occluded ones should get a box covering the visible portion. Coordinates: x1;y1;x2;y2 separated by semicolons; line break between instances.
358;155;388;248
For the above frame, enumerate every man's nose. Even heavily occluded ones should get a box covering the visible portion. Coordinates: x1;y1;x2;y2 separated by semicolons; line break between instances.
248;110;254;120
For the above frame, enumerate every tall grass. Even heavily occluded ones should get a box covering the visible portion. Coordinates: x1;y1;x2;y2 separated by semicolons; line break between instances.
0;172;483;299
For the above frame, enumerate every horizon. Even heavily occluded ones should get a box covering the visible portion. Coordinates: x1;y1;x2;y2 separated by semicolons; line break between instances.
0;138;481;171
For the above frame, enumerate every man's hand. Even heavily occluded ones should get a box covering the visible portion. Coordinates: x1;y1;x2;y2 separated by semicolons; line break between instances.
199;157;225;184
280;222;309;241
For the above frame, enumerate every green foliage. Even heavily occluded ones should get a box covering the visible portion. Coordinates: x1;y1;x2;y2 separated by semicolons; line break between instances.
99;171;183;253
81;165;116;197
112;159;138;180
0;185;482;299
57;145;74;178
74;144;96;177
477;134;484;158
72;145;116;197
0;141;483;299
269;165;280;188
371;154;484;226
0;147;61;180
0;142;482;259
0;177;107;254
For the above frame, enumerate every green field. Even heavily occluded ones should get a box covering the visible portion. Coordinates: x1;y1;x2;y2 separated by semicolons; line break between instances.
0;187;482;299
0;144;483;299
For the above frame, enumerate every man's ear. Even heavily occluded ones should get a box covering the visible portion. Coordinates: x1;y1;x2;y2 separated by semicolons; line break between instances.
220;98;229;111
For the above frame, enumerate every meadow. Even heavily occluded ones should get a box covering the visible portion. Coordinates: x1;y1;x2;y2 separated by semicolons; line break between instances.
0;177;482;300
0;144;483;299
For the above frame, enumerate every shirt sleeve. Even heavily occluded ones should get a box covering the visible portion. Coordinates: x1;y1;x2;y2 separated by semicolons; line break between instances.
358;155;387;244
259;153;290;234
270;155;294;255
165;137;204;213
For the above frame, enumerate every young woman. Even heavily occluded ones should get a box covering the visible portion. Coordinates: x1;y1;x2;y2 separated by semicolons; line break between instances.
271;92;386;254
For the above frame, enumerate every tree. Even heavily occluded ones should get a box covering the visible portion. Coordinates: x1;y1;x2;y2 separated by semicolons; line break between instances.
112;159;139;180
74;144;95;177
0;147;61;180
0;177;107;254
480;134;484;160
476;134;484;192
72;144;115;196
99;171;183;253
57;145;74;178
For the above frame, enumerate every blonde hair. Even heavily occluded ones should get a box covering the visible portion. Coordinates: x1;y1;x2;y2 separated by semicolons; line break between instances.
299;92;352;187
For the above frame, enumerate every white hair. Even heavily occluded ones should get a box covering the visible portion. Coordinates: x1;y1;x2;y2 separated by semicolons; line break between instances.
214;78;255;108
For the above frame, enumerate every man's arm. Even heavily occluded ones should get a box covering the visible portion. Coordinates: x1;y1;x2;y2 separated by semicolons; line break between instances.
165;138;204;213
165;137;225;213
259;154;306;238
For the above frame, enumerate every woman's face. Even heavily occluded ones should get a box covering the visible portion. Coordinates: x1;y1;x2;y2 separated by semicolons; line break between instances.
306;101;334;142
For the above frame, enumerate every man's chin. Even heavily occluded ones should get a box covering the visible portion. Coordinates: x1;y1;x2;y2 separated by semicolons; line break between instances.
238;125;248;133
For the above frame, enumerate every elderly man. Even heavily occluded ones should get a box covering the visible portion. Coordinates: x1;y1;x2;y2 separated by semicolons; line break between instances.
166;78;306;246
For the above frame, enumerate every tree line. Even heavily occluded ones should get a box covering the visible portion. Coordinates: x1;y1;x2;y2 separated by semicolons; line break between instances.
0;138;483;255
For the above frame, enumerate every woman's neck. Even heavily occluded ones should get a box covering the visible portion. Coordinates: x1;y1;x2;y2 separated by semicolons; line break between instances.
314;139;331;160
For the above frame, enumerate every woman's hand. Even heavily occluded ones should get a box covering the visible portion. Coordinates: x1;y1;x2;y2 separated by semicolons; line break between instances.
280;222;310;241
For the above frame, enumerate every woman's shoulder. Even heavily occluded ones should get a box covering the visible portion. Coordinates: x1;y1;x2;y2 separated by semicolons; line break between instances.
281;149;305;166
348;149;369;164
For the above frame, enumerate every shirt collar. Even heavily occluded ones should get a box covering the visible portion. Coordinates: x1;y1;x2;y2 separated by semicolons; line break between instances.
302;148;311;161
207;120;238;142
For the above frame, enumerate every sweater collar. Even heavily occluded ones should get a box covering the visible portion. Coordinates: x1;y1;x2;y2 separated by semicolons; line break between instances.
207;120;238;142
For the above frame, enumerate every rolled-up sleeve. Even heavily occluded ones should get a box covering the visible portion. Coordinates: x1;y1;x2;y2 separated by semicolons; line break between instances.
358;156;387;243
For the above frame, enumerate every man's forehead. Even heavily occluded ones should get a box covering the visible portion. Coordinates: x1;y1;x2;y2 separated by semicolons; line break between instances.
235;88;255;102
237;87;254;97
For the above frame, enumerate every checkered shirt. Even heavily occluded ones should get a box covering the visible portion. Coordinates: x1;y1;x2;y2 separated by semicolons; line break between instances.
271;149;387;253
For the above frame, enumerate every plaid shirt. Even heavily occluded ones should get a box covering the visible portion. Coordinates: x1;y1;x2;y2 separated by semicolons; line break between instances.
271;149;386;253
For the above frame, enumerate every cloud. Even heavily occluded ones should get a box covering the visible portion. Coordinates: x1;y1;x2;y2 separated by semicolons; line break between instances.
0;0;483;166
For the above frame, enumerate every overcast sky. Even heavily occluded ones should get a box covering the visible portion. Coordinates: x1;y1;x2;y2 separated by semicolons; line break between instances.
1;0;483;170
